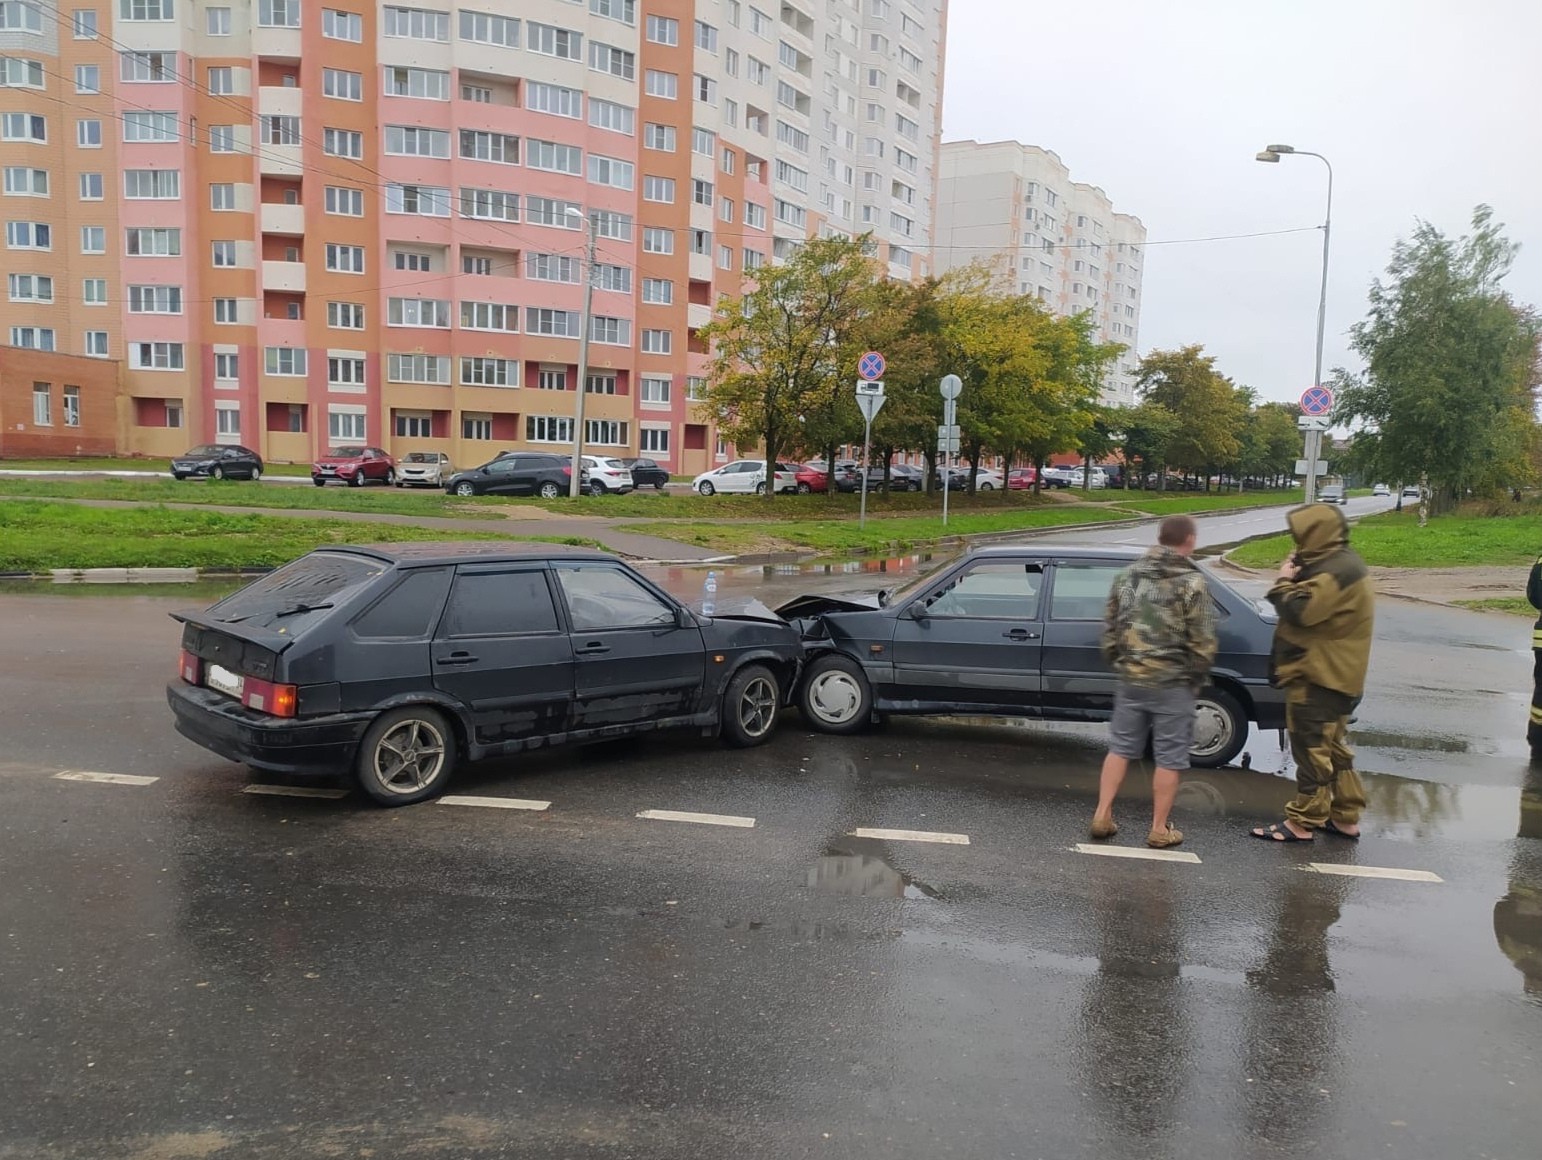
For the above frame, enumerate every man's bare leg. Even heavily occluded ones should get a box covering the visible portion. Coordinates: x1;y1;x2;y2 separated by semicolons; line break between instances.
1093;752;1130;830
1151;765;1180;834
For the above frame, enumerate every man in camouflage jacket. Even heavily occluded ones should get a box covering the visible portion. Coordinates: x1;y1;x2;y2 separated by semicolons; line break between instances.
1527;552;1542;757
1090;515;1218;849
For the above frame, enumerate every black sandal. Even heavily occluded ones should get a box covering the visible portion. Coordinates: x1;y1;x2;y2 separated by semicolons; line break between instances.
1322;819;1360;841
1249;821;1314;843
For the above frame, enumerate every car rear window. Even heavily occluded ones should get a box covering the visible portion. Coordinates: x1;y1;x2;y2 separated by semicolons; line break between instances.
207;552;387;633
328;446;365;457
600;458;626;469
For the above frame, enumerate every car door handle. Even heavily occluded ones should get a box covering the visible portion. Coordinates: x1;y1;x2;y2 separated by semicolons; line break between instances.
435;652;478;666
575;642;611;656
1002;629;1041;641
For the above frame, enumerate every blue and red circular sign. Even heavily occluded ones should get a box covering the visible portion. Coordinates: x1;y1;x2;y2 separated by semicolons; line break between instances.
1300;385;1334;416
858;351;886;381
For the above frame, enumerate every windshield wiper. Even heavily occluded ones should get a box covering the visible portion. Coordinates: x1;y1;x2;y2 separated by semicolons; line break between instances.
272;601;334;619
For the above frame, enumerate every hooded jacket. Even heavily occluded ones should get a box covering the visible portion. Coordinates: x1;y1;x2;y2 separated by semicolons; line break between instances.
1267;504;1374;697
1101;546;1217;689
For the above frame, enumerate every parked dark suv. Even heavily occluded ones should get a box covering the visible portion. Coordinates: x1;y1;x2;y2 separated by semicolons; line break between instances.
778;544;1286;768
166;544;804;805
620;457;670;490
444;453;573;498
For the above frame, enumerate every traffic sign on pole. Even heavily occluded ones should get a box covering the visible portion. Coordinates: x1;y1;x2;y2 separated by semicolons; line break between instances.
1297;415;1331;431
855;379;884;396
1300;385;1334;416
855;393;885;423
858;351;887;381
939;373;962;401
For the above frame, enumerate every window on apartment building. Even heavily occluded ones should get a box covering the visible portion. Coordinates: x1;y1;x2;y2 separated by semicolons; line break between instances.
8;273;52;302
328;302;365;330
325;243;365;273
460;10;518;46
643;227;673;255
80;225;106;253
210;183;236;210
644;70;677;99
645;14;677;44
642;175;675;203
1;112;45;142
589;42;635;80
591;0;635;24
460;415;491;440
587;155;633;190
206;66;233;94
526;196;582;228
125;227;180;255
213;298;238;323
460;301;518;332
388;354;450;384
585;420;627;446
394;412;431;438
388;297;450;327
525;253;578;283
73;64;99;92
322;68;362;101
384;125;449;158
640;376;670;405
205;6;230;34
120;0;174;21
591;210;632;241
324;185;364;216
208;124;237;152
122;110;178;141
128;284;182;313
589;317;629;346
10;327;55;350
641;278;673;305
460;357;516;387
328;357;366;387
263;347;306;376
260;115;300;145
639;428;669;454
62;385;80;427
594;264;630;294
461;130;521;164
211;240;236;266
536;368;567;391
527;81;582;118
385;66;449;100
685;377;706;402
385;183;451;216
32;383;51;426
214;352;238;380
323;127;363;158
460;188;518;222
4;221;48;249
328;409;366;441
589;99;633;135
526;309;580;337
121;51;176;82
743;249;765;271
322;8;362;41
257;0;300;27
383;5;447;40
527;415;573;443
527;21;581;59
695;20;718;51
643;123;676;152
640;329;672;355
130;341;185;370
526;139;579;173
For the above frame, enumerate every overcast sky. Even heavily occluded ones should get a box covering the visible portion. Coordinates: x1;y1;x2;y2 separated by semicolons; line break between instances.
941;0;1542;403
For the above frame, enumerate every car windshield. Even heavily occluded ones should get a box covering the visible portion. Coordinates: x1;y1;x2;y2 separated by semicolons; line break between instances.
183;445;221;457
327;446;365;458
206;551;385;633
403;452;435;464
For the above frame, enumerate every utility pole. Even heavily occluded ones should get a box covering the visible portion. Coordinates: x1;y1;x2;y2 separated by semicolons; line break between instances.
567;208;598;498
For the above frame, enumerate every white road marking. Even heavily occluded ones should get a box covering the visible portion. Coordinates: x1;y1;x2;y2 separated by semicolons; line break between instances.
637;809;755;828
1304;862;1443;883
242;784;348;800
850;827;970;845
1074;843;1202;864
53;771;159;786
438;795;552;811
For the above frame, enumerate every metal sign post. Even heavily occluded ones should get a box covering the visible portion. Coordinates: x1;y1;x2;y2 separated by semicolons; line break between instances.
1298;386;1334;504
939;374;962;527
854;381;885;530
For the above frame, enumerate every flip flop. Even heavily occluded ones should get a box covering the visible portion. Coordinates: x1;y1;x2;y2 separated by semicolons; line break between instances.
1249;821;1314;843
1322;819;1361;841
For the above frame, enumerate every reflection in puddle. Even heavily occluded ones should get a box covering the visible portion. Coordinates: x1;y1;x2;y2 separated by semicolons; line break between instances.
807;852;939;900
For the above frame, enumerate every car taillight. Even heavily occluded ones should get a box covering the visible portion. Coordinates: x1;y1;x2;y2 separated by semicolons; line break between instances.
561;465;572;474
241;677;297;718
178;648;201;684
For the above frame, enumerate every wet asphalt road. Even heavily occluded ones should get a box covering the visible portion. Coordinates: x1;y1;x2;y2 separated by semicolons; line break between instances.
2;546;1539;1160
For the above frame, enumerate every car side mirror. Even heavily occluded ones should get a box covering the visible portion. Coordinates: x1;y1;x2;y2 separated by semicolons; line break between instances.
676;605;697;628
905;603;928;621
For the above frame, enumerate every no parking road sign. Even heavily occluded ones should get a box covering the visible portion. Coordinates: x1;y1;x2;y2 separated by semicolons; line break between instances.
858;351;886;381
1300;385;1334;416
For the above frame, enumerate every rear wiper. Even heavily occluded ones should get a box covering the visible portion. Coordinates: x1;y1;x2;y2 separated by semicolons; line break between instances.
272;601;334;619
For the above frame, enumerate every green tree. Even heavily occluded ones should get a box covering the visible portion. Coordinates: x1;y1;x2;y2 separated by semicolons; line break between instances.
1137;346;1247;489
1107;401;1178;489
1336;206;1542;509
700;236;882;499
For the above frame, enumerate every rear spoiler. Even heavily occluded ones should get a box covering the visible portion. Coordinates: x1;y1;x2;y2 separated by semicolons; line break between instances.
170;608;299;653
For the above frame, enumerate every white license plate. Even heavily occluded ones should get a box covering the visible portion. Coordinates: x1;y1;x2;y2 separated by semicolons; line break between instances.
206;663;244;698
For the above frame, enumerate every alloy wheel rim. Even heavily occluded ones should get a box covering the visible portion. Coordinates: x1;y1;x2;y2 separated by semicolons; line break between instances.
1191;701;1232;758
373;719;446;795
809;671;862;724
739;677;777;738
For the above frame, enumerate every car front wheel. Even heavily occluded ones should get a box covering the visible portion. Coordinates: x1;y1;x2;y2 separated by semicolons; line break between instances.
249;467;262;482
312;478;326;487
979;481;994;490
355;706;456;807
798;653;872;734
538;481;562;499
722;664;781;748
347;473;363;487
1189;688;1248;769
383;469;395;486
211;465;225;481
698;481;715;496
454;481;478;497
655;481;666;491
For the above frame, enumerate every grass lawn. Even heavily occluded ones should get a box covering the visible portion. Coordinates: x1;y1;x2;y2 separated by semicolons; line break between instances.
1229;505;1542;570
0;502;578;572
1454;597;1534;617
1;456;312;476
630;505;1135;555
0;477;504;520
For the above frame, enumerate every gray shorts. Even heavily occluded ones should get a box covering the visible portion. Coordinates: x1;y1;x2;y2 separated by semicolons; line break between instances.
1108;683;1196;770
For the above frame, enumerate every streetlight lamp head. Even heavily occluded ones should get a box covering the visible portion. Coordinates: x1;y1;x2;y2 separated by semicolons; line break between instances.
1255;150;1281;163
1265;143;1296;154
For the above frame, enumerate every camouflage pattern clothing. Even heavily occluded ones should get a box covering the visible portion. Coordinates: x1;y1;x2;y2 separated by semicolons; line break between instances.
1526;553;1542;755
1100;546;1218;690
1266;504;1375;830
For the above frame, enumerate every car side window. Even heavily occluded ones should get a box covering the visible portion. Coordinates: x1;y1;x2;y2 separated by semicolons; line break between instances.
351;569;452;639
441;570;560;637
555;564;677;632
920;562;1043;619
484;459;514;476
1048;563;1126;621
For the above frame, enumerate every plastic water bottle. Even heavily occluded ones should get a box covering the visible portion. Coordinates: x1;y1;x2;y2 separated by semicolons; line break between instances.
702;570;718;617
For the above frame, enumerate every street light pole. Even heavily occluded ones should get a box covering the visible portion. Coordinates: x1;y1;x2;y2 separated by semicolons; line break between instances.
566;208;598;498
1257;144;1333;504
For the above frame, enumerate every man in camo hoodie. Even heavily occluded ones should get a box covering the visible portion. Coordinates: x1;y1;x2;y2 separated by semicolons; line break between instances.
1090;515;1217;849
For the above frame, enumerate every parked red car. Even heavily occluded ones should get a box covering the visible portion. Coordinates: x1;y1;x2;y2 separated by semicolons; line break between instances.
1008;467;1039;490
312;445;397;487
794;464;829;494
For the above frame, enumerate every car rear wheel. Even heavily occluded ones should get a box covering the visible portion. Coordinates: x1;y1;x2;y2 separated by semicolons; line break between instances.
796;482;812;494
698;481;715;496
1189;687;1248;769
722;664;781;748
454;481;478;497
655;481;666;491
979;481;994;490
355;707;456;807
754;481;768;494
798;654;872;734
589;480;607;497
211;465;225;481
249;467;262;482
538;481;562;499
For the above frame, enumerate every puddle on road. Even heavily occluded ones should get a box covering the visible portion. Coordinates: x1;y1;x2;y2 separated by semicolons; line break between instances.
807;851;940;900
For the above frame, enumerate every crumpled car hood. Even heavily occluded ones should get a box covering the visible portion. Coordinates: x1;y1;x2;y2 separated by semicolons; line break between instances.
774;591;884;619
691;596;785;624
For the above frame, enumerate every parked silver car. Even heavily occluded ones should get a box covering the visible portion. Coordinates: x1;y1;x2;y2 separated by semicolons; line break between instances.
395;452;453;488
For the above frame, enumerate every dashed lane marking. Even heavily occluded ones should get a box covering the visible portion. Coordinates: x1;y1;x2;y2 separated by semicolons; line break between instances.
637;809;755;828
243;784;349;800
1304;862;1443;883
1074;843;1202;864
439;795;552;811
850;827;970;845
53;771;159;787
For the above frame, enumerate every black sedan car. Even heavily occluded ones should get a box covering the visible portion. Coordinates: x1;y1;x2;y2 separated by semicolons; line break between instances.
777;544;1286;768
170;444;264;481
444;453;574;498
620;457;671;490
166;543;804;805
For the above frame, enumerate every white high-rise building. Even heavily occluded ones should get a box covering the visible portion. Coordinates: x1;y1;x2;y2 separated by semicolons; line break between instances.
935;140;1146;405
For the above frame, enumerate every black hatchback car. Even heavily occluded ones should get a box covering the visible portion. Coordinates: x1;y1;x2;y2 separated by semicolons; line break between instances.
170;444;264;481
777;544;1286;768
619;457;670;490
444;453;573;498
167;544;804;805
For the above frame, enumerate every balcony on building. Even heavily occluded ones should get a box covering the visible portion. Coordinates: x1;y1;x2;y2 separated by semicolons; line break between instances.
261;234;306;294
256;64;303;175
688;280;713;331
252;22;302;64
264;402;310;463
779;2;815;44
259;178;304;236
